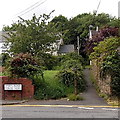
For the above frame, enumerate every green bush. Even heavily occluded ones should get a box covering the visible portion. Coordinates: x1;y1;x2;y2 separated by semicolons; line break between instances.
37;53;58;70
67;94;84;101
61;52;84;64
57;59;86;93
34;70;66;100
54;52;84;70
0;53;10;66
61;59;83;70
6;53;43;81
99;93;109;100
57;69;86;92
34;82;66;100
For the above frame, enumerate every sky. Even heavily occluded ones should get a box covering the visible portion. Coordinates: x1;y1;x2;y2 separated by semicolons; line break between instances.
0;0;119;31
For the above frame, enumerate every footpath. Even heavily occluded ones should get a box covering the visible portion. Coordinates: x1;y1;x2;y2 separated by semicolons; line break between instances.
1;100;28;105
1;69;109;106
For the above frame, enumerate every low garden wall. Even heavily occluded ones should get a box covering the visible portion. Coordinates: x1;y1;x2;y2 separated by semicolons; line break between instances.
0;76;34;100
91;60;111;96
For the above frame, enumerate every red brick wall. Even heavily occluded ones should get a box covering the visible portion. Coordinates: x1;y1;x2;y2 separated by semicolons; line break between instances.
0;76;34;100
0;66;5;72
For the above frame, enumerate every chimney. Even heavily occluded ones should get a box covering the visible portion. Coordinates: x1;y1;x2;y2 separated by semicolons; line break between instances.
96;26;99;31
89;25;93;39
118;1;120;18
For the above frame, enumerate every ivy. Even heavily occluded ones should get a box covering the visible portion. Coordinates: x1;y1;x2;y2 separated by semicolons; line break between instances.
90;37;120;60
100;52;120;96
90;37;120;97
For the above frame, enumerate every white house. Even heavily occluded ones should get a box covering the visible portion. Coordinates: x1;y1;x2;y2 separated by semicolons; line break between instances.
0;31;8;54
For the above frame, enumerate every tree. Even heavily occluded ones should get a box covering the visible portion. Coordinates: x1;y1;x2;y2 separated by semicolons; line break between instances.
3;12;60;56
57;53;86;94
50;15;68;34
3;23;20;31
57;59;86;94
62;13;114;58
85;27;119;55
108;18;120;28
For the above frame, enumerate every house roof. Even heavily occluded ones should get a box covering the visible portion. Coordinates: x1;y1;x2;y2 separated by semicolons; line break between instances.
91;30;98;36
0;31;16;43
0;31;9;43
58;45;74;54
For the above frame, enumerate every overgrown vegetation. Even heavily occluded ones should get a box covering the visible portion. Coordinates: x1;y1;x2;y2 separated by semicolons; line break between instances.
67;94;84;101
90;72;100;93
34;70;85;100
36;52;58;70
34;71;65;99
1;52;85;100
90;37;120;97
5;53;43;84
34;71;70;100
56;53;86;95
0;53;10;66
101;52;120;96
34;53;86;100
53;52;84;70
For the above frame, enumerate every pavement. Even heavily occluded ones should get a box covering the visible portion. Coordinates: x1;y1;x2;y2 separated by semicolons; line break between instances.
1;100;28;105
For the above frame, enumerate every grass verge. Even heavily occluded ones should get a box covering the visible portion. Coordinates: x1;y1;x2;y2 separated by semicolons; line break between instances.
34;70;75;100
67;94;84;101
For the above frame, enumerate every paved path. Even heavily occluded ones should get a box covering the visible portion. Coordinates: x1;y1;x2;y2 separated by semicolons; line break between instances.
81;68;108;105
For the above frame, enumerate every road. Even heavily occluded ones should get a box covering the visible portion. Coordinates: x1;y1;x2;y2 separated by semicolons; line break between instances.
2;105;119;119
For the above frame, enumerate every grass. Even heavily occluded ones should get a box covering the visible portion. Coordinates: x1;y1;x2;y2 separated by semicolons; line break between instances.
34;70;66;100
85;65;91;69
0;72;2;76
34;70;76;100
90;72;100;93
67;94;84;101
43;70;75;95
107;96;120;106
43;70;59;85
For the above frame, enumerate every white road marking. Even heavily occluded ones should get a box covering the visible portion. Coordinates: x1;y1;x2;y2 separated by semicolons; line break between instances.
78;107;94;110
102;108;118;111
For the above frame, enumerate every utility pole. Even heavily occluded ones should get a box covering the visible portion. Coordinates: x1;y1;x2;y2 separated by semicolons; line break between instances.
77;36;80;55
74;69;77;95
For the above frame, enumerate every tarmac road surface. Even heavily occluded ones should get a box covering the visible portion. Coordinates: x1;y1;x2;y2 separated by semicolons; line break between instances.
2;105;119;119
